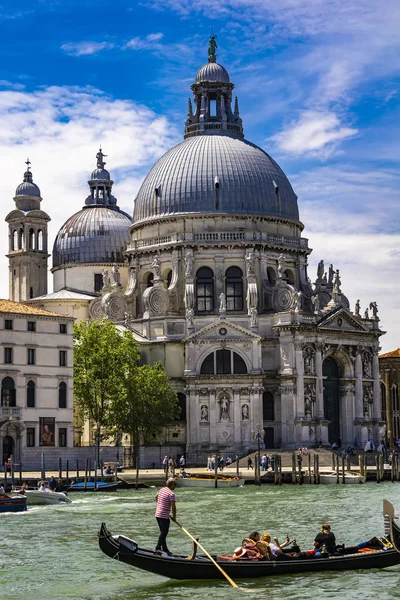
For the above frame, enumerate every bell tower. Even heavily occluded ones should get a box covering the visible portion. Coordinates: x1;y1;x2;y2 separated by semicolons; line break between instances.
5;160;50;301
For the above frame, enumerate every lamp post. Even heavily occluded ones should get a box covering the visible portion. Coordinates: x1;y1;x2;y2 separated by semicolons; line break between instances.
252;423;264;486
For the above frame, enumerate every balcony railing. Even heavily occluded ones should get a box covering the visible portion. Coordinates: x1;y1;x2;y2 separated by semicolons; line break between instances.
0;407;21;420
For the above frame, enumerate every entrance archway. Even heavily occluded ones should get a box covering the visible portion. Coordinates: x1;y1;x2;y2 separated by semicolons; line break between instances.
3;435;14;461
323;358;340;444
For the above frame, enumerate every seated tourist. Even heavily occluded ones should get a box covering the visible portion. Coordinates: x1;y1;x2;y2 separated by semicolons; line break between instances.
233;532;265;560
314;523;336;554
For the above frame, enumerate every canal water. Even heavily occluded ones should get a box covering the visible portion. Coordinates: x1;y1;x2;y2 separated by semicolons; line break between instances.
1;483;399;600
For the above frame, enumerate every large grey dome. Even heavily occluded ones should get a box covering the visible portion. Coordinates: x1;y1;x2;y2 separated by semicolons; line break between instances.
195;62;230;84
53;206;131;267
133;135;299;223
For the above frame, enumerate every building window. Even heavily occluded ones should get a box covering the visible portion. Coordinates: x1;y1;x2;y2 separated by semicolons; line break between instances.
59;351;67;367
27;380;35;408
225;266;243;311
27;427;35;447
147;272;154;288
176;393;187;422
1;377;16;407
59;428;67;447
27;321;36;332
27;348;36;365
200;350;248;375
58;382;67;408
263;391;275;421
4;347;13;364
94;273;103;292
29;228;35;250
59;323;67;334
196;267;214;312
4;319;13;330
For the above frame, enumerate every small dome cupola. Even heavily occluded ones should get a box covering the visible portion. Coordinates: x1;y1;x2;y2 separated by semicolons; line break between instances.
85;148;117;207
14;159;42;211
185;36;243;140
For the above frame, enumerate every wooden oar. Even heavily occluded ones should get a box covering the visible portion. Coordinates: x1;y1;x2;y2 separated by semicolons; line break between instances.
171;517;248;591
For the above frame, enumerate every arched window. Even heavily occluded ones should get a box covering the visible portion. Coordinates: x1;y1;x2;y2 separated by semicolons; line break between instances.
58;382;67;409
381;382;387;422
27;380;35;408
18;228;24;250
146;273;154;288
37;230;44;251
225;267;243;311
200;350;247;375
284;269;295;285
12;230;18;251
263;391;274;421
392;384;399;412
1;377;16;407
196;267;214;312
176;392;187;422
267;267;276;286
29;228;35;250
166;270;173;288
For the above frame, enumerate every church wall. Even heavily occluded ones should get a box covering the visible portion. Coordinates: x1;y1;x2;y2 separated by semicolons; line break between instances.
28;300;90;322
53;264;129;294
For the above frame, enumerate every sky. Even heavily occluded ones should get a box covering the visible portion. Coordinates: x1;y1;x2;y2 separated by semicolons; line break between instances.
0;0;399;351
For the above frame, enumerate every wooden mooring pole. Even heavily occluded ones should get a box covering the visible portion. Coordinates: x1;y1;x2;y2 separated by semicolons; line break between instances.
291;452;296;484
308;453;312;484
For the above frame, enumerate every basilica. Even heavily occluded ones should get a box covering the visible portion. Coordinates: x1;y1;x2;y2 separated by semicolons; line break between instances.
7;39;385;460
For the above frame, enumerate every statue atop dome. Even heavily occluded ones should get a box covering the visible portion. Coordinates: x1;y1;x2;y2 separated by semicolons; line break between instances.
208;35;217;62
96;148;107;169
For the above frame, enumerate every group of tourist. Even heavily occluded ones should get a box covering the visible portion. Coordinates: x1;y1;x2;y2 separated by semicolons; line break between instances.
206;456;233;471
162;455;186;474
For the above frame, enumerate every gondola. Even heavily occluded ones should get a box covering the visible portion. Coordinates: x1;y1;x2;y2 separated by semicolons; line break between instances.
98;500;400;579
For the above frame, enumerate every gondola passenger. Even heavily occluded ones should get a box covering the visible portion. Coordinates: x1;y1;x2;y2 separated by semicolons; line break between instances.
314;523;336;554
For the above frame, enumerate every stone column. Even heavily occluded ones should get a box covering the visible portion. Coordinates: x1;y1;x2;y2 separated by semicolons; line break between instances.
315;347;324;418
233;388;241;443
209;388;217;445
384;369;393;448
355;352;363;420
295;344;305;417
372;352;381;420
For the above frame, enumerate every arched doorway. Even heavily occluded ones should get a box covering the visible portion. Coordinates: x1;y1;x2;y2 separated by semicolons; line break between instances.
323;358;340;444
3;435;14;461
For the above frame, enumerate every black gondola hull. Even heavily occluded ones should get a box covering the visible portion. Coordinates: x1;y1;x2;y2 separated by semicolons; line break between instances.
98;516;400;580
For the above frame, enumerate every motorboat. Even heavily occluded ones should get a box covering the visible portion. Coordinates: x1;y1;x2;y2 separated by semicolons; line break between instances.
68;480;122;492
0;493;27;513
304;471;365;484
12;488;72;505
98;500;400;580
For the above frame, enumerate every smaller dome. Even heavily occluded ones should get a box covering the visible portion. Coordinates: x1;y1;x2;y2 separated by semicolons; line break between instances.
15;180;41;198
195;62;230;84
91;168;110;181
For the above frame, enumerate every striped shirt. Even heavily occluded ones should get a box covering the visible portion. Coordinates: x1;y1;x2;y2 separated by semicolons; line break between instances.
155;486;176;519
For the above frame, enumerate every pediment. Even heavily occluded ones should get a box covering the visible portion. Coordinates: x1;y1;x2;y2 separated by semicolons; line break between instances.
185;318;261;342
317;308;369;333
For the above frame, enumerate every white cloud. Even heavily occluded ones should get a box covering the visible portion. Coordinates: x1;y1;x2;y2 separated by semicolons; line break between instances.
61;41;114;56
271;110;358;157
0;84;179;299
123;33;164;51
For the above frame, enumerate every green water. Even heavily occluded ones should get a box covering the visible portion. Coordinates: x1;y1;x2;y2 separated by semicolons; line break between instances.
1;483;399;600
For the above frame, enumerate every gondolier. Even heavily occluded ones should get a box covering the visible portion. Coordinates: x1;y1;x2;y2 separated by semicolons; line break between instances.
155;478;177;556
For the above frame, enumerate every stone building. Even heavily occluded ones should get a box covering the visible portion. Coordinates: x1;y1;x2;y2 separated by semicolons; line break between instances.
0;299;74;467
8;40;386;460
379;349;400;447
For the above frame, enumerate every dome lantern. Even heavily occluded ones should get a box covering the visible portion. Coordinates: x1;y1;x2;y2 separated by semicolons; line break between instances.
185;37;243;140
85;148;117;207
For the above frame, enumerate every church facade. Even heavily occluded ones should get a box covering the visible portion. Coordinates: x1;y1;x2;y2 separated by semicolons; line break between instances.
10;40;385;459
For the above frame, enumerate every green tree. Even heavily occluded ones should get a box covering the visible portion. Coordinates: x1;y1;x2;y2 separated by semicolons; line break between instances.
110;362;180;488
73;319;140;463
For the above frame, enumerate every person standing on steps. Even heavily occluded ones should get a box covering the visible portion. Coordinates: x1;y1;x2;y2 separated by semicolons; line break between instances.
155;478;177;556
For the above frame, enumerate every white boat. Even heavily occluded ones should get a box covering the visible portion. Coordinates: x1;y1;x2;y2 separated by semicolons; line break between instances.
175;476;243;488
12;489;72;505
304;471;365;484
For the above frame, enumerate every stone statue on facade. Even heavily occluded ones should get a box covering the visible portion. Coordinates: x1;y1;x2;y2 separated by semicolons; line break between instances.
355;299;360;316
364;308;369;319
219;292;226;312
304;347;315;374
317;260;324;281
200;404;209;422
333;269;341;294
112;263;121;286
124;312;132;329
311;294;320;314
277;254;285;279
250;306;258;328
151;254;161;278
363;387;373;418
293;290;302;312
242;404;249;420
328;263;334;284
102;268;110;290
245;251;255;276
184;251;193;276
219;394;230;421
362;352;372;378
185;307;195;329
369;301;378;319
304;383;315;417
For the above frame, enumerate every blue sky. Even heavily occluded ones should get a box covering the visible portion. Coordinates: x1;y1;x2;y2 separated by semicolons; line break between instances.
0;0;399;350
